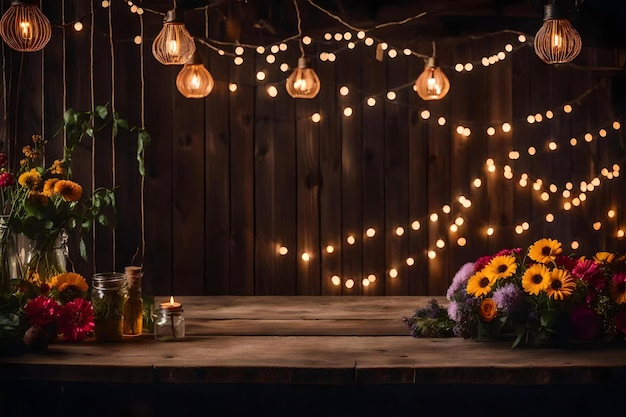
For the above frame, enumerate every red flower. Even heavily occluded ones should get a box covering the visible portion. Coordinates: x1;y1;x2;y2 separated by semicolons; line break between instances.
0;172;15;187
0;153;7;166
555;255;577;272
24;296;60;327
57;298;95;342
474;255;493;272
573;259;605;290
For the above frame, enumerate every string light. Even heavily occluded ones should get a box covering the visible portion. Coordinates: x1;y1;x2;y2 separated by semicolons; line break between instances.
0;0;52;52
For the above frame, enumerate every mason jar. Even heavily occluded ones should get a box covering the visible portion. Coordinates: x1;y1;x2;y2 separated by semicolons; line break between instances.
154;304;185;342
91;272;126;342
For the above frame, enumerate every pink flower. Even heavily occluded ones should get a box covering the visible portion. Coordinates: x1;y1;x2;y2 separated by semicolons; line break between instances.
24;296;60;327
573;259;605;290
474;255;493;272
0;172;15;187
57;298;95;342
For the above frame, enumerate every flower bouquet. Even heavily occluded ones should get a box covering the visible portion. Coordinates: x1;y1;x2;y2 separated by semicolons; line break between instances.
404;238;626;348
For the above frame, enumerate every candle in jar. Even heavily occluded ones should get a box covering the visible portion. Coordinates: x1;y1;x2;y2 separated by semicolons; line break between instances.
160;295;182;311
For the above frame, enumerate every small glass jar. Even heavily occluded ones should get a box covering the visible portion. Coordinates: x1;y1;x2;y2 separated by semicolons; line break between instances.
92;272;126;342
154;301;185;342
122;266;143;336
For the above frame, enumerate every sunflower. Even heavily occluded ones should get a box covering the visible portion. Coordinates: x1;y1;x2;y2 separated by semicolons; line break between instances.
43;178;59;197
522;263;551;295
18;168;42;190
53;179;82;202
528;238;562;264
610;272;626;304
466;270;494;297
546;268;576;300
594;252;615;264
484;255;518;281
50;272;88;293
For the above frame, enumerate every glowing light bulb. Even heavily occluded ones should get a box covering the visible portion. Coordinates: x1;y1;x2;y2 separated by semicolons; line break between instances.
473;178;482;188
415;56;450;101
546;213;554;222
411;220;421;230
176;56;214;98
502;123;512;133
286;57;321;99
430;213;439;222
345;279;355;289
406;257;415;266
229;83;238;92
571;241;579;250
389;268;398;278
533;4;582;64
278;246;288;255
152;9;195;65
325;245;335;254
74;22;83;32
346;235;356;245
457;237;466;246
436;239;445;248
428;251;436;259
366;228;376;238
487;227;494;236
0;1;51;52
362;278;370;287
331;275;341;286
311;113;321;123
395;227;405;236
301;252;310;261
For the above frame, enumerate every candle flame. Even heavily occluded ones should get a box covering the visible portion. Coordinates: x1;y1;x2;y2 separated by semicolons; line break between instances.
170;295;175;305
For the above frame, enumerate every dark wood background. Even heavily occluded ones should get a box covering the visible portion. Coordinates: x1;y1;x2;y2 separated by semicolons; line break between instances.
1;0;625;296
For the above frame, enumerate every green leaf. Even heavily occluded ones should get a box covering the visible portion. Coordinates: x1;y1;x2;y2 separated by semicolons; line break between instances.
86;127;94;137
79;238;87;261
116;118;129;130
95;105;108;119
97;214;108;226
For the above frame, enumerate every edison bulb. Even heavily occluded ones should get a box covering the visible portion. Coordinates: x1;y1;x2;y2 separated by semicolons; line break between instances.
176;56;214;98
152;9;195;65
286;57;321;99
0;1;52;52
533;4;582;64
414;57;450;101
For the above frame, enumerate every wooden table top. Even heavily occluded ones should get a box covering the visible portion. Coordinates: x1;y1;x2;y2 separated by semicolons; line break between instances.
2;296;626;385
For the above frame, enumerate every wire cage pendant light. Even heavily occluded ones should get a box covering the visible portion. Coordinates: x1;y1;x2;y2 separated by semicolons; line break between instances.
533;3;582;64
152;8;196;65
286;57;321;99
0;0;51;52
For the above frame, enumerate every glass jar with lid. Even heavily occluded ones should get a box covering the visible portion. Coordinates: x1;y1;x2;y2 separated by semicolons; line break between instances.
91;272;126;342
154;297;185;342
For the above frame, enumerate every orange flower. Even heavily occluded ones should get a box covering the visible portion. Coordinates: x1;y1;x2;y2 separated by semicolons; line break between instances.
479;298;498;322
18;168;42;190
26;191;49;207
54;180;82;202
43;178;59;197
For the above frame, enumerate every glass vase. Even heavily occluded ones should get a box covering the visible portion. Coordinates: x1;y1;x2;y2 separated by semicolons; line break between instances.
16;230;68;283
0;215;20;296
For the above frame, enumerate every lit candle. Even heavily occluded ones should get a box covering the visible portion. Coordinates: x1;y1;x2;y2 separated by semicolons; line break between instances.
160;295;182;311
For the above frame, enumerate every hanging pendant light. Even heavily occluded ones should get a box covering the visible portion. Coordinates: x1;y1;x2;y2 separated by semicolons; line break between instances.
414;43;450;101
286;57;321;99
533;3;582;64
151;8;195;65
0;0;51;52
176;52;214;98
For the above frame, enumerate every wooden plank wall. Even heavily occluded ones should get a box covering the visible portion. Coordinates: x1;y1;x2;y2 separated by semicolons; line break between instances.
1;0;625;296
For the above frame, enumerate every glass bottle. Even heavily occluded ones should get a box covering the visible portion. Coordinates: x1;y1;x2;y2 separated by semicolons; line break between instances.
154;298;185;342
91;272;126;342
0;215;20;297
123;266;143;336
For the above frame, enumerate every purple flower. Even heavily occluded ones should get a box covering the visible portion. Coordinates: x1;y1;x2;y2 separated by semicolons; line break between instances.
492;282;524;314
447;301;460;322
446;262;475;300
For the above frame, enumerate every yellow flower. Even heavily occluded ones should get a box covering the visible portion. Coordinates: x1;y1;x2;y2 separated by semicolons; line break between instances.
43;178;59;197
18;168;42;190
528;238;562;264
594;252;615;264
54;179;82;202
522;263;551;295
50;272;88;292
26;191;49;207
22;145;39;159
546;268;575;300
478;298;497;322
466;270;494;297
484;255;518;281
50;159;65;175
